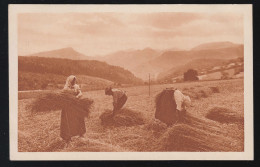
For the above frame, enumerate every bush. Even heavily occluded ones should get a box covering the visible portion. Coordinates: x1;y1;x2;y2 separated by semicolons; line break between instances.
184;69;199;81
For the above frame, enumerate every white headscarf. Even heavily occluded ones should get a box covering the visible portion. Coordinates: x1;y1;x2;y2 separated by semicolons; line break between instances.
183;95;191;108
63;75;77;90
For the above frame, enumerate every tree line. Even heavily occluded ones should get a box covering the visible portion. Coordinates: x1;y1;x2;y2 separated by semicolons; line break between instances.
18;56;143;90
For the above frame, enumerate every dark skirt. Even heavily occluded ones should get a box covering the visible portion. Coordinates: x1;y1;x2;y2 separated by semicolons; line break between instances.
114;94;128;111
155;89;177;125
60;106;86;141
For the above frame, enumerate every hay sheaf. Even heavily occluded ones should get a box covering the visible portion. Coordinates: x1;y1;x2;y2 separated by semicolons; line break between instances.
29;91;94;117
206;107;244;124
157;124;233;151
156;114;236;152
99;109;145;127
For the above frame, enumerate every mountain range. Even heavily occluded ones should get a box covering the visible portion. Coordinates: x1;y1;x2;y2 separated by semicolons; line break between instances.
20;41;244;81
21;47;92;60
191;41;241;51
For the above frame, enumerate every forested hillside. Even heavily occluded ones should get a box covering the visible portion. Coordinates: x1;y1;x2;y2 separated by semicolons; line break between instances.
18;56;142;90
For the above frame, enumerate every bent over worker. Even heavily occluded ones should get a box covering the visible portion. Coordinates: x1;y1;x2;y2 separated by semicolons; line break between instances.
173;89;191;122
105;87;128;116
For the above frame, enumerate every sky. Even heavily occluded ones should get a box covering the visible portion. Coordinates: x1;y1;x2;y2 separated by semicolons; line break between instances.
18;12;243;56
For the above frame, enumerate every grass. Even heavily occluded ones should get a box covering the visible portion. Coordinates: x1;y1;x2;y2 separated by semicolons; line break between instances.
18;79;244;152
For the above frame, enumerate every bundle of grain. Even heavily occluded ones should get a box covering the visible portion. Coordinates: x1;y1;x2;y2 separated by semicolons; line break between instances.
158;124;212;151
156;114;236;152
99;108;145;127
206;107;244;124
155;88;177;125
29;91;94;117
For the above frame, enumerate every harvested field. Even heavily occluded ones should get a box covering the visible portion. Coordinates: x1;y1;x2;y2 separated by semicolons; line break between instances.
18;79;244;152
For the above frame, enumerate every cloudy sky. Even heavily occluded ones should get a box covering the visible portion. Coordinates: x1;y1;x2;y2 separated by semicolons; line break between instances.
18;12;243;56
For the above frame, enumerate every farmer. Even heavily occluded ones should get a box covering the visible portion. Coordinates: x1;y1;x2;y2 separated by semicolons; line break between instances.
173;89;191;122
105;87;128;116
60;75;85;143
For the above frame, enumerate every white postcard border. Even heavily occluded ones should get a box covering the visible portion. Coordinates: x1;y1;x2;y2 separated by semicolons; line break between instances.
9;4;253;160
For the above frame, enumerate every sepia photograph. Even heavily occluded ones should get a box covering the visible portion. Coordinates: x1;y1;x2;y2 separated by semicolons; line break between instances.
9;4;253;160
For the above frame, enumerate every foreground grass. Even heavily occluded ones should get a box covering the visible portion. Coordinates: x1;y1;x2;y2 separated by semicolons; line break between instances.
18;79;244;152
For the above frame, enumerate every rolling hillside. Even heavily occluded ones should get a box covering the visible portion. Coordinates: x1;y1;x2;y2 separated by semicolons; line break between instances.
18;56;142;91
19;41;244;83
99;47;183;80
157;58;229;80
18;72;115;91
97;42;243;80
158;57;244;82
135;43;243;80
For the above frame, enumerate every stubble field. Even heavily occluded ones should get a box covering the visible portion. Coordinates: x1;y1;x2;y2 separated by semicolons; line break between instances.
18;79;244;152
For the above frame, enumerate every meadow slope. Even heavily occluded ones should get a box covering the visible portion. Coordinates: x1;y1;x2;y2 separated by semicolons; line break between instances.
18;79;244;152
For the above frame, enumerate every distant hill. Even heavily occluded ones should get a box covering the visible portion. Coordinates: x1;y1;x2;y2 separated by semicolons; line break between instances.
135;44;243;80
21;47;91;60
98;42;243;80
100;47;187;80
18;56;142;91
20;42;244;83
18;71;114;91
102;48;162;70
191;41;242;51
157;58;229;80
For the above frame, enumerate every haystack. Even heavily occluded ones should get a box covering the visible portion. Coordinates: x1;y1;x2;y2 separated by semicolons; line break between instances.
99;108;145;127
156;114;237;151
206;107;244;124
29;91;94;117
155;88;177;125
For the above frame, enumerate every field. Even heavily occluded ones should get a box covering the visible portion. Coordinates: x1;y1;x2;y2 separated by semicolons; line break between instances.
18;79;244;152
